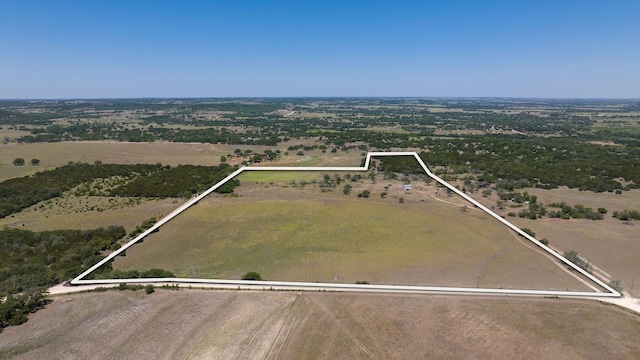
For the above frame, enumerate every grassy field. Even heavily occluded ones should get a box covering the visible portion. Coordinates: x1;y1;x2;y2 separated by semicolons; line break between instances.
470;186;640;296
0;196;180;233
510;216;640;297
114;177;592;291
0;142;266;181
0;140;364;181
238;170;321;184
522;187;640;214
1;289;638;359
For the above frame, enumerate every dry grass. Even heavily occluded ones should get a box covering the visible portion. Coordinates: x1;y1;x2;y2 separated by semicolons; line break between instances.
474;187;640;297
0;196;180;233
114;175;591;291
509;216;640;297
1;290;638;359
523;187;640;213
0;141;364;181
0;142;274;181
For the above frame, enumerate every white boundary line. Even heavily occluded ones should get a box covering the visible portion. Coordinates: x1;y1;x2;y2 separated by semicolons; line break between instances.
71;152;620;298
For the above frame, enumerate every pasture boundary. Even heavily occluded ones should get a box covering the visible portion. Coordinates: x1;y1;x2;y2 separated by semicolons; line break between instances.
71;152;620;298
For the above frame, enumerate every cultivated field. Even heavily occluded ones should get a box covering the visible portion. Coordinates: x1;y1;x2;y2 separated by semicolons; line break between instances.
113;173;594;291
1;289;639;360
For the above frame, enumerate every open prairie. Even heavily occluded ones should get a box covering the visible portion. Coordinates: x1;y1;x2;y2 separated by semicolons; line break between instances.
1;289;639;360
0;196;179;233
475;188;640;297
0;140;363;181
509;216;640;297
114;173;593;291
0;141;274;181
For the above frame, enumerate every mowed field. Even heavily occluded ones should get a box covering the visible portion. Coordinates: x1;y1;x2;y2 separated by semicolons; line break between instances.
1;289;639;360
114;173;592;291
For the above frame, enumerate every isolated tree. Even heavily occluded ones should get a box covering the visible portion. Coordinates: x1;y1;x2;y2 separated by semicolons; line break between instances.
343;184;352;195
13;157;25;166
241;271;263;281
31;158;40;166
220;156;227;163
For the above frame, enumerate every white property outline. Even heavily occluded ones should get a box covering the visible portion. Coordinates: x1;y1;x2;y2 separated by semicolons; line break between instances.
71;152;621;298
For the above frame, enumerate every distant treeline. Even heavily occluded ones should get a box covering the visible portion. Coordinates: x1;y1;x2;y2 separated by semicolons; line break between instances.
375;137;639;193
3;98;640;193
0;162;239;218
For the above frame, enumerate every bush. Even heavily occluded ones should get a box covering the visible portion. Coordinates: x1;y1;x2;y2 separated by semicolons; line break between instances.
144;285;155;294
520;228;536;237
241;271;263;281
12;158;25;166
609;280;623;292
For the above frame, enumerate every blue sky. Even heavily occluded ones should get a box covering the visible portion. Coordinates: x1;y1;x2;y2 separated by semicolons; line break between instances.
1;0;639;98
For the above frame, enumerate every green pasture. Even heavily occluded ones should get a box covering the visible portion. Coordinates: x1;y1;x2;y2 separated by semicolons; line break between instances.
114;193;591;291
238;171;321;184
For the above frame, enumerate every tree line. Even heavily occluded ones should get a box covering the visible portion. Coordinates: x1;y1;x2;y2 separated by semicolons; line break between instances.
0;162;239;218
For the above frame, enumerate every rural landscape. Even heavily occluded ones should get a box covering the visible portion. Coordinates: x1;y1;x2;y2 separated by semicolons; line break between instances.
1;98;639;358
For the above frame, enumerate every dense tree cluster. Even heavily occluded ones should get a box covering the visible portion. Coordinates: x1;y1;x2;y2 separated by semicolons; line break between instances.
0;289;49;331
0;163;160;217
0;226;126;296
109;163;238;198
547;202;605;220
91;268;175;280
0;163;239;218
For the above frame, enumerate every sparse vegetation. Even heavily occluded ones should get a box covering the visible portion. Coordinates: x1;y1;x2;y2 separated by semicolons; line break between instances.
563;251;592;273
612;209;640;221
